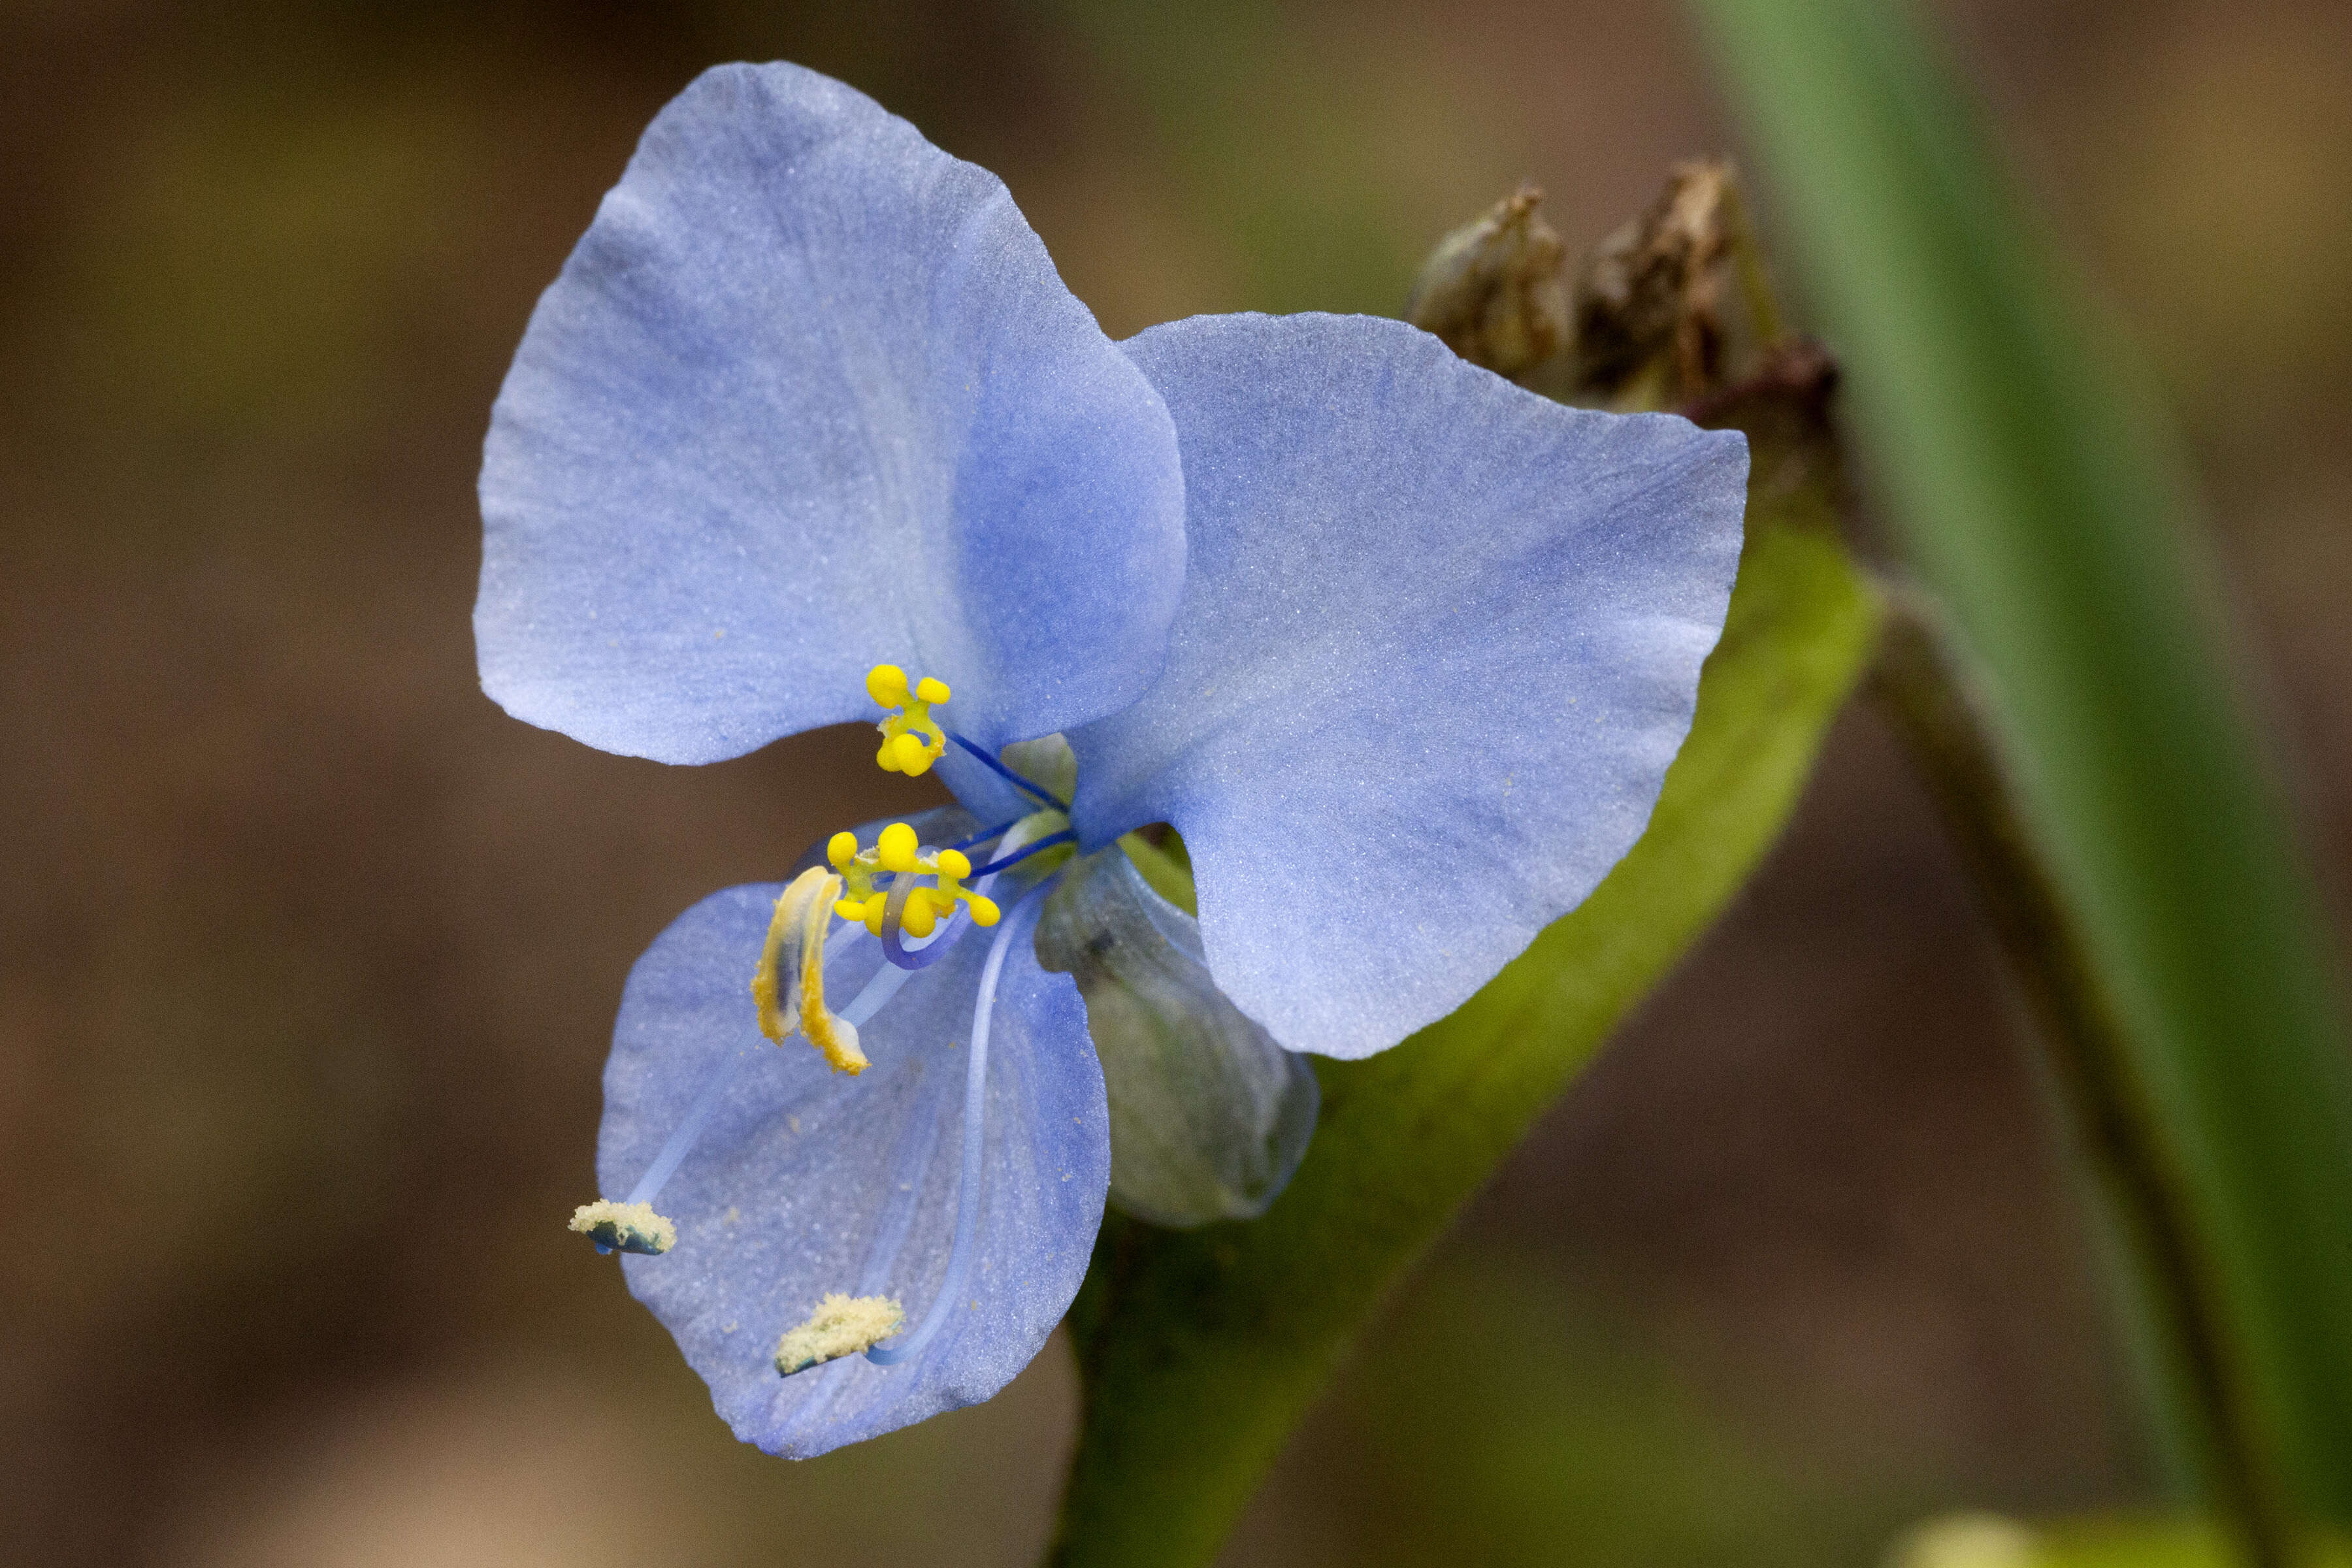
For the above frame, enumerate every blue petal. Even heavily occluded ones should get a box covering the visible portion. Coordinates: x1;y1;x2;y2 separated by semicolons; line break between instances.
598;880;1109;1457
478;62;1186;764
1069;314;1746;1058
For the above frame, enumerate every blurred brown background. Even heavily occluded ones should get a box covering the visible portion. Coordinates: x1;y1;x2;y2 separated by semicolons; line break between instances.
2;2;2347;1563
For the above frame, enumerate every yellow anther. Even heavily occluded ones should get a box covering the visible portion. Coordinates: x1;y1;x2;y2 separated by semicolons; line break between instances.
826;831;858;869
750;866;867;1075
889;732;934;775
877;821;921;872
867;661;949;776
914;840;998;930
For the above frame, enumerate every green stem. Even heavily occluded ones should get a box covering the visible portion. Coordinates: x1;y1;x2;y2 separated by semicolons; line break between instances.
1869;591;2304;1568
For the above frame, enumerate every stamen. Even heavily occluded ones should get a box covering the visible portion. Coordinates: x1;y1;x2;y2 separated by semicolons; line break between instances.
825;822;1005;971
866;664;951;777
830;824;1000;938
872;811;1069;972
866;875;1057;1369
945;729;1069;811
752;866;867;1073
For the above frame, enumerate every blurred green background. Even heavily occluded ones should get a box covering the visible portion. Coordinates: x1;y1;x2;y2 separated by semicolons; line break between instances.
2;2;2347;1563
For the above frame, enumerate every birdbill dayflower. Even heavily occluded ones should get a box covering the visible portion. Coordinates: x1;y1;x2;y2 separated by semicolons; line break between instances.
478;61;1747;1458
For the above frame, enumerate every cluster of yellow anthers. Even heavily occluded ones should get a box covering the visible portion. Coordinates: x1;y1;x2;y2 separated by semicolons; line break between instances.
749;828;1002;1078
828;821;1002;938
868;663;949;776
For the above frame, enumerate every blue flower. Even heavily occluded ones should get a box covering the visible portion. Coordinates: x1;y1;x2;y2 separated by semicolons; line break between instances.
479;61;1747;1458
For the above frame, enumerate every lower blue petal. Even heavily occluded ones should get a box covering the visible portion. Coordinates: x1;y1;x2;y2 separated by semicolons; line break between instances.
599;881;1108;1457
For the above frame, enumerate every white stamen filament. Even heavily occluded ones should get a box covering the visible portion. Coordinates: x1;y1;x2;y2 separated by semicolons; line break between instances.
864;876;1053;1367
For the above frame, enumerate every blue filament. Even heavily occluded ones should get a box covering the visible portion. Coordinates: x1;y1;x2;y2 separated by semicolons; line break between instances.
879;876;974;972
866;874;1056;1367
968;828;1075;879
944;730;1068;811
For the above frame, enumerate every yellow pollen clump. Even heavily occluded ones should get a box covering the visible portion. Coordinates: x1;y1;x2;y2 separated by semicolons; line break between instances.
568;1198;676;1255
751;866;867;1074
774;1292;906;1375
868;663;951;777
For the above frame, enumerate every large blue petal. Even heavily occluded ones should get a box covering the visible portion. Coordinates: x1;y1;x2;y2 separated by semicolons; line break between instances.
1070;314;1746;1058
479;62;1186;764
598;880;1108;1457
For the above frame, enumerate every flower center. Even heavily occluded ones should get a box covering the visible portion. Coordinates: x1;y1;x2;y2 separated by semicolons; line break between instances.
826;821;998;939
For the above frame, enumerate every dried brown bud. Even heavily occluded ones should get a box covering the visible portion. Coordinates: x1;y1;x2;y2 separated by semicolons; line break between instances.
1404;184;1569;379
1571;159;1737;400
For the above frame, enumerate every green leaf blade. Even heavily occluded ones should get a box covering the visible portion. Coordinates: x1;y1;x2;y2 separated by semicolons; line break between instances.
1688;0;2352;1525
